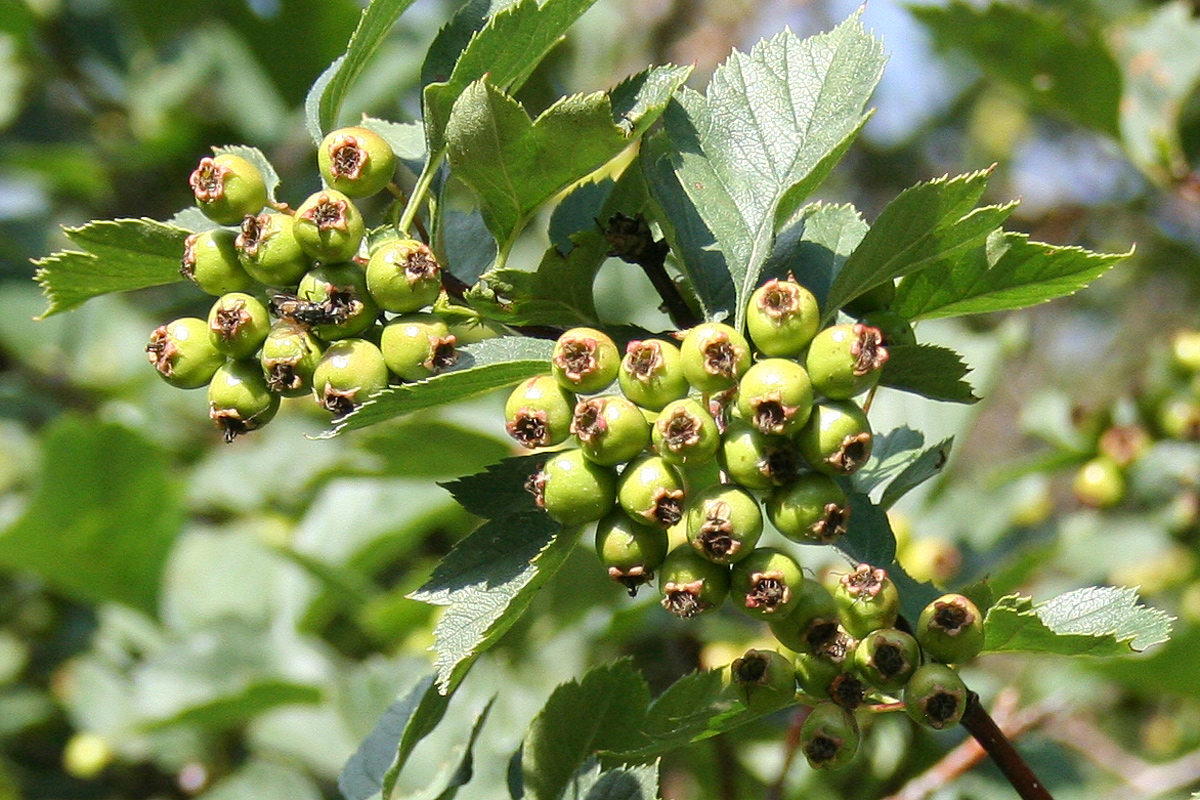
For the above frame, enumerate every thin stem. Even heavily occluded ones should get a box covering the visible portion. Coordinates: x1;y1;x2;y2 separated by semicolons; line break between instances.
600;212;699;329
386;181;431;244
959;691;1054;800
398;153;441;237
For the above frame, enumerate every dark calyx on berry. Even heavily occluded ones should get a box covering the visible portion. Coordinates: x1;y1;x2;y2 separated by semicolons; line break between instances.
829;673;867;710
624;340;665;380
850;324;889;376
843;563;888;599
813;503;849;542
555;338;600;382
695;501;739;559
571;399;606;442
302;193;352;231
830;433;872;473
509;410;552;448
237;214;268;256
661;580;708;618
648;487;684;526
744;571;790;611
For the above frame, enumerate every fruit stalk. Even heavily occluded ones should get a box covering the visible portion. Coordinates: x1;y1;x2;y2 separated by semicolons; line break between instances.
959;691;1054;800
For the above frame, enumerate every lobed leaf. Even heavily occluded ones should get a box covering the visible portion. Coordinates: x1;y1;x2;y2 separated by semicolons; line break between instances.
879;343;979;404
879;437;954;510
755;202;868;313
850;426;925;496
983;587;1173;656
467;231;606;326
438;454;546;519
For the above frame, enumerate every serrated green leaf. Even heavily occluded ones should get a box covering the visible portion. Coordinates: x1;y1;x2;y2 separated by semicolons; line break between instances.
880;437;954;510
410;512;575;693
757;202;868;313
35;218;190;318
910;1;1121;137
439;454;545;519
563;762;659;800
983;587;1173;656
467;230;605;326
522;660;651;800
879;343;979;404
305;0;419;143
822;170;1015;322
142;681;321;732
429;698;495;800
850;427;925;496
362;117;429;175
326;337;554;435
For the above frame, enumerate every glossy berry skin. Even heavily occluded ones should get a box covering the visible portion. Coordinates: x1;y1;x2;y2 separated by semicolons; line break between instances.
686;483;763;564
534;449;617;526
236;213;310;287
794;650;842;699
904;664;968;730
768;580;844;655
188;153;268;225
318;126;396;197
746;278;820;357
858;310;916;347
736;358;814;436
504;375;575;449
916;594;985;664
380;313;458;381
1072;455;1125;508
571;396;651;466
365;238;442;313
767;472;850;544
312;338;390;416
297;262;380;340
182;229;255;296
595;510;669;596
653;398;721;467
726;649;797;712
796;400;873;477
618;338;689;411
207;360;280;442
720;419;798;491
730;546;804;619
551;327;620;394
834;563;900;639
657;545;730;618
680;322;752;392
260;322;324;397
293;190;366;263
853;628;920;692
146;317;225;389
800;702;860;770
806;323;889;399
207;292;271;359
617;454;686;528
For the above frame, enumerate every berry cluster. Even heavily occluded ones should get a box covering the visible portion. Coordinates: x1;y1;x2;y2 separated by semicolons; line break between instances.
147;130;457;440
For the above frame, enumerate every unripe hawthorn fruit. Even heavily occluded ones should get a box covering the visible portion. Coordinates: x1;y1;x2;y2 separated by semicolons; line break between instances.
594;510;668;596
182;229;255;296
617;454;686;528
730;546;804;619
571;395;651;466
236;212;310;287
794;650;842;699
260;321;324;397
829;671;869;710
618;338;688;411
297;262;380;340
1072;455;1125;508
768;579;844;655
853;628;920;692
746;278;820;357
365;238;442;313
653;398;721;467
679;322;751;392
725;648;797;712
531;449;617;526
719;419;799;491
380;313;458;381
657;544;730;618
800;702;860;770
208;360;280;442
736;358;814;436
806;323;889;399
504;375;575;449
312;338;389;416
318;126;396;197
207;292;271;359
188;153;268;225
147;317;225;389
796;400;874;477
904;664;968;730
834;563;900;639
686;483;763;564
767;472;850;544
916;593;985;664
551;327;620;394
293;189;366;262
842;280;895;317
858;309;916;347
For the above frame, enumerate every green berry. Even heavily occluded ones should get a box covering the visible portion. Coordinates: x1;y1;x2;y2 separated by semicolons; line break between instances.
1157;392;1200;440
1072;455;1125;508
318;126;396;197
800;702;860;770
833;563;900;639
532;448;617;526
595;510;669;596
653;398;721;467
207;292;271;359
296;262;380;340
617;453;686;528
618;338;689;411
746;278;820;357
796;400;873;477
842;280;895;317
768;580;843;655
719;418;799;491
858;310;916;347
380;313;458;381
571;395;652;466
236;212;310;287
551;327;620;394
312;338;390;416
767;472;850;545
730;546;804;619
657;545;730;618
904;664;968;730
680;322;751;392
735;358;814;436
504;375;576;449
829;672;869;710
188;153;268;225
293;189;366;262
916;594;985;664
686;483;763;564
794;650;842;699
207;360;280;442
260;321;324;397
806;323;889;399
146;317;224;389
853;628;920;692
365;238;442;313
726;649;797;712
182;229;255;296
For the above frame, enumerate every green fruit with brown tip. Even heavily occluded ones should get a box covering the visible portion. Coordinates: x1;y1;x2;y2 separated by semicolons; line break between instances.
504;375;575;449
207;360;280;442
719;419;799;491
532;449;617;526
380;313;458;381
653;398;721;467
735;358;814;436
767;472;851;544
293;189;366;262
617;454;686;528
853;628;920;692
726;649;796;712
188;153;268;225
680;322;752;392
916;594;985;664
236;212;310;287
182;229;255;296
318;126;396;197
365;238;442;313
146;317;224;389
312;338;389;417
796;400;874;476
768;580;843;655
260;322;324;397
746;278;820;357
730;546;804;619
571;395;651;466
207;292;271;359
904;664;968;730
657;545;730;618
833;563;900;639
618;338;689;411
806;323;889;399
595;510;669;596
686;483;763;565
551;327;620;394
296;262;379;340
800;702;860;770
